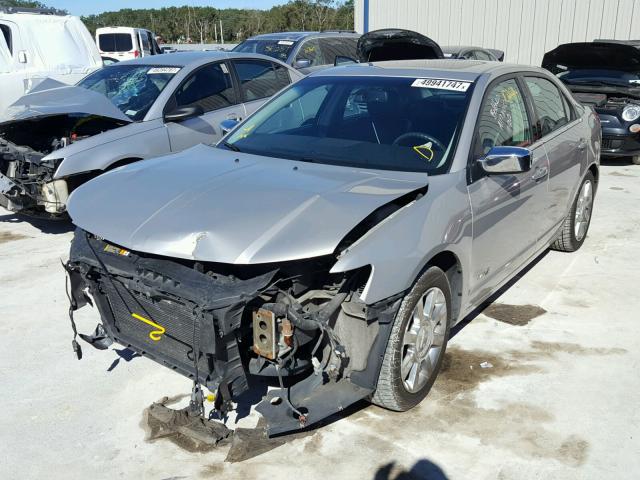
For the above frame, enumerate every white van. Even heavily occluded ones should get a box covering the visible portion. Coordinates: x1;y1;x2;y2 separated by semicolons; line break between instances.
0;7;102;115
96;27;162;61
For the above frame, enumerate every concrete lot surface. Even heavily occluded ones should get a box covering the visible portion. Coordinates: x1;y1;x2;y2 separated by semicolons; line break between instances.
1;162;639;479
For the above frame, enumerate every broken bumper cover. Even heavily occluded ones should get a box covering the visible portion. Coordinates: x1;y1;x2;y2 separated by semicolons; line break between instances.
66;229;403;436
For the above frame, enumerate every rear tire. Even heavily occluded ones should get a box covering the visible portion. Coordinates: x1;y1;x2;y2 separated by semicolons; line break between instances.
372;266;452;411
551;172;595;252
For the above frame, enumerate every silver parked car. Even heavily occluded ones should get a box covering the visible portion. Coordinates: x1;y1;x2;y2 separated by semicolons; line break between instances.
0;51;303;216
65;60;600;436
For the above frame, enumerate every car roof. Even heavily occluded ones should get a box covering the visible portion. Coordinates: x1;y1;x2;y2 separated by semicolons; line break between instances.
112;51;291;68
311;59;546;81
246;31;359;42
96;26;151;33
441;46;486;54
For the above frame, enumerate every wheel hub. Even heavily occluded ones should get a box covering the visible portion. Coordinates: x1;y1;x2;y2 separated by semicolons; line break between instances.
400;287;447;393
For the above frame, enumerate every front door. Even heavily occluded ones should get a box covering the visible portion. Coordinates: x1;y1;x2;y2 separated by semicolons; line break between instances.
468;78;550;304
165;61;244;152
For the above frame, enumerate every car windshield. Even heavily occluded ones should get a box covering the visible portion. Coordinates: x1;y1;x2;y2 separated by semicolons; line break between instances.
223;75;472;174
557;69;640;87
233;39;296;62
77;65;180;121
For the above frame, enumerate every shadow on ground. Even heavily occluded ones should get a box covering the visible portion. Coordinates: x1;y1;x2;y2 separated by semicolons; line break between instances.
0;212;74;234
374;460;448;480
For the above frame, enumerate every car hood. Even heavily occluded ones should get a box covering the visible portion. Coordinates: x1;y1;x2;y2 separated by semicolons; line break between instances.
67;144;429;264
542;42;640;73
356;29;443;62
0;78;131;124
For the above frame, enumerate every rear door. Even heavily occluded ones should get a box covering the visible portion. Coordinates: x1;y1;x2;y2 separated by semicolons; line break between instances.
468;77;550;304
98;32;135;60
231;59;293;116
522;75;583;243
164;61;243;151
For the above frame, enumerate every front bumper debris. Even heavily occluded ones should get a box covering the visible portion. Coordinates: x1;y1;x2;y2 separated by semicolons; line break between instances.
65;229;403;436
0;138;67;214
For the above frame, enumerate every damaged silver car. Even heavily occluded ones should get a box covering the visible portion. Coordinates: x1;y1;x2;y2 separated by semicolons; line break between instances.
0;51;302;216
64;60;600;436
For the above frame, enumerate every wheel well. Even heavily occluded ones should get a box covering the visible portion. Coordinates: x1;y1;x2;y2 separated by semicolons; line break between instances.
426;251;463;322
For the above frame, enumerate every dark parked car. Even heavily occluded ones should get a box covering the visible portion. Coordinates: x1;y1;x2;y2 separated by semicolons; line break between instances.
233;31;360;73
65;59;599;437
442;45;504;61
543;41;640;164
355;29;443;62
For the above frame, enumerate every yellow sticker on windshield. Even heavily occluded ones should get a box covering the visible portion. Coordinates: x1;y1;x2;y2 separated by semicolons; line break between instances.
413;142;434;161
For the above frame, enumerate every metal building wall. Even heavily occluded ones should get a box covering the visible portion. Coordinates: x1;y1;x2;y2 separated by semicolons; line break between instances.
354;0;640;66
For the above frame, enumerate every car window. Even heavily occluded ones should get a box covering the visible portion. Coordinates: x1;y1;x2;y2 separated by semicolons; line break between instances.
318;37;358;64
233;39;295;62
295;39;323;67
475;50;492;61
99;33;133;52
225;75;473;175
476;79;532;156
174;62;236;113
233;60;290;101
461;51;476;60
0;24;12;54
78;64;180;121
139;32;150;52
524;77;569;137
251;84;331;134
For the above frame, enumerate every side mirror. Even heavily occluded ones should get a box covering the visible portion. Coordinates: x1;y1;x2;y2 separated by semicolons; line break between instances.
293;58;311;69
334;55;357;66
477;146;532;175
220;118;239;135
164;105;203;123
18;50;27;63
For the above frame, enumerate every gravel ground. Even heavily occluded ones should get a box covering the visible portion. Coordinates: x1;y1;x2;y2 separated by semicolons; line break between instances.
1;161;639;479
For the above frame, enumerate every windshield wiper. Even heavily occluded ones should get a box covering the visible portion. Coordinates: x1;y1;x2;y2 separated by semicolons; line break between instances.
221;141;241;152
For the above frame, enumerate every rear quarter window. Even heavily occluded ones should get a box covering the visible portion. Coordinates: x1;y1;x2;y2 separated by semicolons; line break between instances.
234;60;291;101
524;76;570;136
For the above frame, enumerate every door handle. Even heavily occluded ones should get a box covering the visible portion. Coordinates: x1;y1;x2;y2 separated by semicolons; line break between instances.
577;139;587;151
532;166;548;181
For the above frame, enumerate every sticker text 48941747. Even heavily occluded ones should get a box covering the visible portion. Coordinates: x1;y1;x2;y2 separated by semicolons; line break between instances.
411;78;472;92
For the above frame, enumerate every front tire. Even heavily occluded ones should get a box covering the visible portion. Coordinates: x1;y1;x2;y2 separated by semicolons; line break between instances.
551;171;595;252
372;266;452;411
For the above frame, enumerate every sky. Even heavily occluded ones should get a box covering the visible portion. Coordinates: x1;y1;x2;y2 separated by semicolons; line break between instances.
48;0;287;17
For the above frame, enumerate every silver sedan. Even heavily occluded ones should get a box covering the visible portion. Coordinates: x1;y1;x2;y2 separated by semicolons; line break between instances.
65;59;600;436
0;51;303;216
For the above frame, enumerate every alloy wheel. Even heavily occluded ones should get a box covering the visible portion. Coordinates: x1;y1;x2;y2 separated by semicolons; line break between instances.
400;287;447;393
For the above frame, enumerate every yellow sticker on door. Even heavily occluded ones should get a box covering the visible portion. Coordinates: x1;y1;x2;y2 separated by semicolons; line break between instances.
131;313;166;341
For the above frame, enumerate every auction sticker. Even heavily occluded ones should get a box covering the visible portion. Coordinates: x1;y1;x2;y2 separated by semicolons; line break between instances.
148;67;181;74
412;78;472;92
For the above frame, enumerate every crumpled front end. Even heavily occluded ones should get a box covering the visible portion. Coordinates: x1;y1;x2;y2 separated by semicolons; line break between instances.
0;137;67;214
66;229;403;436
0;114;126;215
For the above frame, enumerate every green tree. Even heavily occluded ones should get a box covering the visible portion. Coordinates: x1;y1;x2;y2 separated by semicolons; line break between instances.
81;0;354;44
